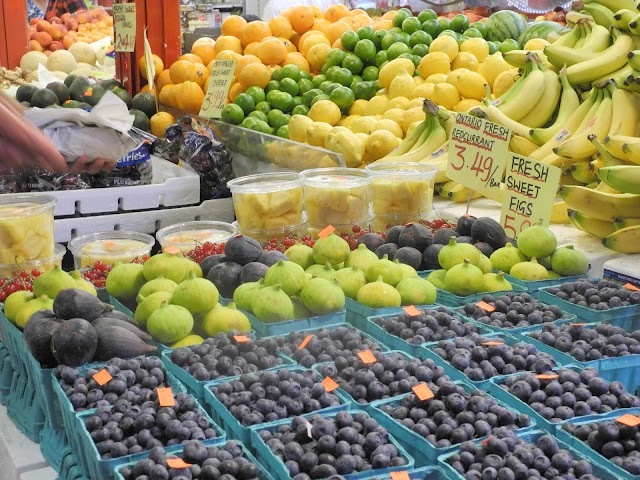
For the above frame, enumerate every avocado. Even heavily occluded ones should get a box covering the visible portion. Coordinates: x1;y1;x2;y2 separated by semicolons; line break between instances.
112;87;132;108
129;109;150;131
69;76;92;101
46;82;70;104
16;84;38;103
31;89;60;108
63;74;77;88
20;101;31;109
62;99;81;108
77;102;92;111
99;79;125;91
131;92;157;119
81;85;106;107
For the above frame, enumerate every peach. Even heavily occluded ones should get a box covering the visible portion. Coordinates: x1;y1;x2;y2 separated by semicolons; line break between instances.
61;13;71;22
30;31;39;41
49;41;65;51
50;16;62;24
30;18;40;26
44;50;52;56
77;12;91;24
49;24;68;41
35;31;53;48
29;40;44;52
62;34;77;49
65;18;79;31
36;20;51;32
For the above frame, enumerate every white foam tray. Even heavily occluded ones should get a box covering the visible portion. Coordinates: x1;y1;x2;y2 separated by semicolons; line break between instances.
50;156;200;216
54;198;234;243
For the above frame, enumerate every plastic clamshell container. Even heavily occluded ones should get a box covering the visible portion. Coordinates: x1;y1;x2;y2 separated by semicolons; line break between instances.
369;380;536;465
365;163;437;231
233;219;309;243
68;231;155;269
538;280;640;324
203;365;352;444
0;242;66;280
503;273;588;294
437;429;619;480
0;194;56;266
227;172;305;236
250;409;414;480
420;332;563;391
555;408;640;480
155;220;237;253
301;168;372;230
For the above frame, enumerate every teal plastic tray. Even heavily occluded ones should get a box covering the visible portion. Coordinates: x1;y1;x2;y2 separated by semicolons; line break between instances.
6;370;45;443
203;365;352;444
39;418;68;472
0;340;13;405
503;273;587;293
556;408;640;480
437;429;619;480
369;380;535;466
250;409;414;480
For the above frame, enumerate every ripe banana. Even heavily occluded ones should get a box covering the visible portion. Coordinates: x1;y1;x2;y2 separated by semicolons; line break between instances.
502;50;557;72
590;135;628;168
385;119;427;157
552;22;587;48
519;67;561;128
603;225;640;253
419;148;449;184
584;0;638;14
608;87;639;136
583;3;616;28
561;169;586;185
509;135;539;156
621;141;640;164
629;13;640;35
438;180;458;199
594;181;622;194
545;24;611;68
613;8;638;30
614;216;640;229
574;21;589;49
496;57;547;122
628;50;640;70
568;209;617;237
551;201;571;224
560;185;640;220
446;183;483;203
571;161;598;183
604;134;635;158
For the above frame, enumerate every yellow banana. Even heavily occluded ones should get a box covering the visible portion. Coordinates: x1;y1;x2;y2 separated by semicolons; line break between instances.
519;67;562;128
629;13;640;35
447;184;483;203
613;8;638;30
419;148;449;184
594;181;622;194
552;21;587;48
561;170;587;185
544;23;611;67
509;135;539;156
614;216;640;229
551;201;571;224
603;225;640;253
584;0;638;14
571;161;598;183
621;141;640;165
496;58;547;122
583;4;616;29
608;87;639;136
599;165;640;192
590;134;627;166
568;209;617;237
385;118;428;157
604;134;635;159
438;180;459;200
560;185;640;220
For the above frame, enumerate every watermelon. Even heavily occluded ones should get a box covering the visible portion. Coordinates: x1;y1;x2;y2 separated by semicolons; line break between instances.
518;21;565;45
485;10;528;43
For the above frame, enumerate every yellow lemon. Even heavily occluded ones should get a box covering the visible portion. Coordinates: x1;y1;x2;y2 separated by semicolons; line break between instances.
413;76;425;86
407;97;425;108
306;122;336;147
524;38;550;51
351;116;379;135
349;99;368;116
432;82;461;110
453;99;483;112
452;52;479;72
460;38;489;62
429;35;459;61
400;107;426;133
365;130;400;161
378;58;415;88
382;108;405;123
288;114;314;142
376;119;404;139
341;114;362;130
479;53;512;89
418;52;451;78
308;100;341;126
364;96;390;116
456;70;488;100
413;82;435;100
387;96;410;110
426;73;448;84
492;68;521;98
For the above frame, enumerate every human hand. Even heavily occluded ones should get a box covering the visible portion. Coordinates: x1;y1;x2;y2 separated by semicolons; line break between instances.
68;156;117;175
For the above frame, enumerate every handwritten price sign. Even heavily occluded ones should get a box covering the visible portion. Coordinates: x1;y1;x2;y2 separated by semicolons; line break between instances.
112;3;136;52
200;60;236;118
446;113;512;202
500;154;561;239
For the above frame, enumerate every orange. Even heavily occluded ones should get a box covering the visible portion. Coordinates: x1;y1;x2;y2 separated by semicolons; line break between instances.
327;21;352;44
215;50;241;62
332;38;344;50
150;112;175;138
167;84;181;108
266;64;282;77
279;38;297;53
300;34;330;58
289;6;314;34
243;41;260;56
140;84;155;95
168;60;192;84
298;30;320;49
191;44;216;65
156;69;173;93
311;18;331;37
176;81;205;114
242;21;271;46
353;14;373;27
228;82;243;102
139;53;164;80
238;62;271;89
284;52;310;72
214;35;242;54
324;4;350;22
179;53;203;63
190;62;210;88
268;16;293;39
306;43;330;71
309;5;323;18
339;16;360;31
256;38;288;65
235;54;261;77
374;19;393;31
221;15;247;38
192;36;215;48
350;8;367;16
290;32;301;48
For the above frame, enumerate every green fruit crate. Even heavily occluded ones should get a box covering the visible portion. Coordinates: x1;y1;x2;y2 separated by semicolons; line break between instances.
369;380;536;466
503;273;588;294
0;339;13;405
202;365;352;444
437;429;619;480
555;409;640;480
6;370;45;443
40;418;68;473
250;409;415;480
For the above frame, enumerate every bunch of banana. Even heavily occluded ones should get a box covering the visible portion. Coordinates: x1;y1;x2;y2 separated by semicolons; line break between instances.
438;181;483;203
599;165;640;192
545;19;612;69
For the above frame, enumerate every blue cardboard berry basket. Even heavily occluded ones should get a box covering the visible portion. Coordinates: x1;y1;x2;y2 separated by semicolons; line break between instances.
555;408;640;480
27;352;65;431
6;370;45;442
57;446;89;480
203;365;352;444
113;440;275;480
345;298;437;334
503;273;588;294
437;429;619;480
369;379;536;466
40;418;69;472
0;307;31;377
360;466;448;480
0;339;14;405
250;409;415;480
419;332;562;391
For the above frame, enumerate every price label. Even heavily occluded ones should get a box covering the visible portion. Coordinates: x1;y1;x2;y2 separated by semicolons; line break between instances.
167;458;193;469
358;350;377;364
500;154;562;239
403;306;421;317
164;246;181;254
476;301;496;312
298;335;313;350
322;376;339;392
200;60;236;118
93;369;112;386
390;472;410;480
481;341;504;347
617;414;640;426
233;335;249;343
536;373;559;380
624;283;640;291
112;3;136;52
156;387;175;407
446;113;512;202
317;225;336;238
481;436;493;446
412;383;434;401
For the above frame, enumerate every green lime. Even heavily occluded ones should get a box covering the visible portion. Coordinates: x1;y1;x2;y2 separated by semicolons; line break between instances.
412;43;429;57
397;32;411;45
353;81;376;100
402;17;422;35
372;29;387;50
310;94;330;106
352;74;363;84
245;86;265;105
276;125;289;139
325;48;346;67
254;101;271;114
375;50;388;67
319;80;333;92
312;74;326;88
500;38;520;54
269;91;294;113
417;9;437;23
325;82;342;95
381;32;400;51
470;22;488;38
378;60;389;70
252;119;273;135
410;30;432;47
267;109;289;129
342;53;364;74
397;52;419;67
234;93;255;115
388;26;402;35
326;65;342;82
321;63;330;75
357;25;375;41
457;36;470;47
392;9;411;28
493;41;502;52
265;80;280;93
240;117;259;130
463;28;483;38
300;71;312;81
332;67;353;87
330;86;355;110
280;64;302;81
450;14;470;33
279;77;300;96
487;41;499;54
411;54;422;67
341;30;360;51
439;30;460;40
302;88;322;107
248;110;269;123
297;78;314;94
354;39;376;62
270;68;283;82
292;96;302;107
387;42;412;60
437;18;450;32
292;104;310;116
221;103;244;125
422;19;441;37
265;89;280;104
362;65;379;81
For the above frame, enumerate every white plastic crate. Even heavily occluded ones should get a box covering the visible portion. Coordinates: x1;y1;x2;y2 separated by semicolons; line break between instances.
54;198;234;243
50;156;200;216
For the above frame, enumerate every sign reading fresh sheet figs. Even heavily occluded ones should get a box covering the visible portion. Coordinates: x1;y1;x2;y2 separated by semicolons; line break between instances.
500;154;562;239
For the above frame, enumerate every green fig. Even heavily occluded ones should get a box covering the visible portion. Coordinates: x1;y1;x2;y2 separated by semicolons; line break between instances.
285;242;315;270
200;302;251;336
138;275;178;299
444;260;484;296
106;261;146;300
264;260;308;296
312;233;350;266
252;285;295;323
517;220;557;259
356;276;401;308
344;244;379;272
305;263;338;280
490;243;528;273
365;255;403;286
33;265;76;299
425;269;447;289
550;245;589;276
170;271;219;314
509;258;549;281
333;267;367;299
395;277;437;306
482;272;513;292
438;237;480;271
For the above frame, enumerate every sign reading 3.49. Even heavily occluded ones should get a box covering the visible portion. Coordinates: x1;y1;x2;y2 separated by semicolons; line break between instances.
112;3;136;52
200;60;236;118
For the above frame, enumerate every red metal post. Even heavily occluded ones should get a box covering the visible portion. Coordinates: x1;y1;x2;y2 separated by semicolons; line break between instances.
0;0;29;69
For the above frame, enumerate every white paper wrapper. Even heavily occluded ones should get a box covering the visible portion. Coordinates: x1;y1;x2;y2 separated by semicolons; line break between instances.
23;90;137;163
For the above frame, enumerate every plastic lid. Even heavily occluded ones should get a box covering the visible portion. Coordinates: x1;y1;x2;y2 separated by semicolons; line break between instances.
156;221;237;247
365;162;438;180
302;168;371;189
0;193;56;218
227;172;303;194
68;231;155;258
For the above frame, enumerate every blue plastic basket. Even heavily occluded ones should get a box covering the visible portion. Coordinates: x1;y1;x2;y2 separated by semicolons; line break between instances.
346;298;433;334
0;340;13;405
27;353;64;430
250;409;415;480
555;409;640;480
369;380;536;467
6;370;45;443
57;447;89;480
0;308;30;377
112;440;275;480
39;418;68;473
503;273;587;294
246;307;346;337
203;365;352;444
437;429;619;480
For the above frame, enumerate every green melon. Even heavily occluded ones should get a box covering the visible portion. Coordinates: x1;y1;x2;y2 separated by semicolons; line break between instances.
486;10;528;43
518;21;564;45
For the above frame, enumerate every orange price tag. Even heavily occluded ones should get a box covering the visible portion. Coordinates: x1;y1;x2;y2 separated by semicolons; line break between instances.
166;458;193;469
481;436;493;446
322;376;339;393
536;374;559;380
92;369;112;386
164;246;181;255
390;472;410;480
233;335;249;343
412;383;434;401
476;301;496;312
403;306;421;317
624;283;640;291
570;323;586;327
317;225;336;239
298;335;313;351
617;414;640;427
358;350;377;364
481;341;504;346
156;387;175;407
